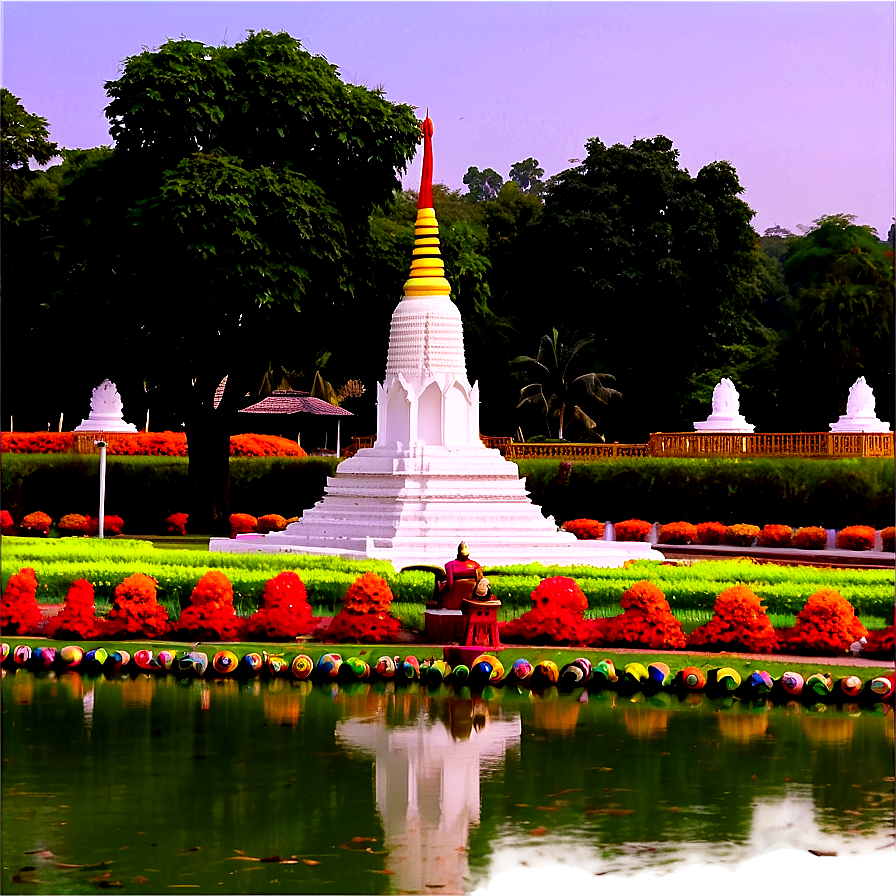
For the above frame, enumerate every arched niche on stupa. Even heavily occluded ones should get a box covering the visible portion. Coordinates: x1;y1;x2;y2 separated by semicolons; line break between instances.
418;382;442;446
381;384;411;448
444;381;471;446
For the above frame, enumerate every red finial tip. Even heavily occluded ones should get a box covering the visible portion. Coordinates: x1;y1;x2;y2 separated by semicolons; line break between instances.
418;114;434;209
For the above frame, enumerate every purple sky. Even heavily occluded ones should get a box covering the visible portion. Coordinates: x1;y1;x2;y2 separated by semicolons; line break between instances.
2;1;893;236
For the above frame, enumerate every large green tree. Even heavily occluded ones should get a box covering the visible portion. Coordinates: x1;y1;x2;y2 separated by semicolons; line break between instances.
26;31;420;531
0;87;59;195
514;136;762;440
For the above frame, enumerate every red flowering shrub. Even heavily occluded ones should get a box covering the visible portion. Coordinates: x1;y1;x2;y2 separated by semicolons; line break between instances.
0;432;72;453
757;524;793;548
243;571;317;640
614;519;652;542
256;514;288;534
229;513;258;537
863;623;895;659
319;572;403;643
881;527;895;553
173;570;241;640
561;519;606;540
657;522;697;545
99;573;169;638
500;576;591;645
21;511;52;536
777;589;868;656
230;434;307;458
696;522;727;545
687;585;778;654
1;567;42;635
1;509;15;535
85;515;124;536
44;580;100;639
588;580;686;650
836;526;876;551
165;513;189;536
723;524;760;547
59;514;91;535
793;526;827;550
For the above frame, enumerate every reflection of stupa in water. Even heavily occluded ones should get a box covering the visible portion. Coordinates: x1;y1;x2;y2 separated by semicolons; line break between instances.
211;115;662;570
336;699;521;894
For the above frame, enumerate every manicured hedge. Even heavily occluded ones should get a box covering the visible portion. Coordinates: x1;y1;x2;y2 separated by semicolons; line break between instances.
519;457;895;529
1;455;339;533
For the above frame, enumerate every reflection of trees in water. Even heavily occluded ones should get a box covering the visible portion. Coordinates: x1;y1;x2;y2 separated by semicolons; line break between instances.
121;675;154;708
717;705;769;741
801;713;855;744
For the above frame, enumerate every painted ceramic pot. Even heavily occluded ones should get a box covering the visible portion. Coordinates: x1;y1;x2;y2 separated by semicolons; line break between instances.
213;650;239;675
290;654;314;680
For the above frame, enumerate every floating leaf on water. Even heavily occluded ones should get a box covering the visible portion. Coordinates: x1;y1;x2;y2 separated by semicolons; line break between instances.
351;837;376;843
531;826;548;837
515;804;529;808
537;806;558;812
132;876;149;884
301;860;320;866
547;789;581;797
24;849;54;857
176;847;201;854
370;870;395;875
232;849;245;856
224;857;260;862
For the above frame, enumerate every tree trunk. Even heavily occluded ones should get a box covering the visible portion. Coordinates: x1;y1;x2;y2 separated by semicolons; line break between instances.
186;420;231;535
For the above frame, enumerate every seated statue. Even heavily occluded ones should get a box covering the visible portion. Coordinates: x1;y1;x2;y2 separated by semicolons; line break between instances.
845;377;875;418
439;542;484;610
711;378;739;416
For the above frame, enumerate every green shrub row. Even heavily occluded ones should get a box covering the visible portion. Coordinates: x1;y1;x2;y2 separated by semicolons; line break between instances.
520;456;895;529
4;455;893;533
0;455;339;532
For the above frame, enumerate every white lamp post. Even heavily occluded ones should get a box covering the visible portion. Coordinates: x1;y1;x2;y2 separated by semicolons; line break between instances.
94;440;107;538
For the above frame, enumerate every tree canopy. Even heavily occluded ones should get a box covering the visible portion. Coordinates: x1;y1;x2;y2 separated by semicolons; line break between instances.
0;87;59;194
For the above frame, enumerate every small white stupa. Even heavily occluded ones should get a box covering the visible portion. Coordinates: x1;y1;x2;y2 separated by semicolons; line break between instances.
830;377;890;433
73;379;138;432
210;115;662;569
693;378;754;433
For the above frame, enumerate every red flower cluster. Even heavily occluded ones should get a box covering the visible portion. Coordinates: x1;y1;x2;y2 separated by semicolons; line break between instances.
561;519;606;540
882;527;895;553
1;509;15;535
0;432;72;453
106;433;188;457
59;514;91;535
757;524;793;548
657;521;697;545
21;511;52;536
173;570;242;640
165;513;189;536
229;513;258;537
256;514;288;534
793;526;827;549
614;519;652;542
44;580;100;639
777;589;868;656
1;567;42;635
723;524;760;547
230;434;306;458
696;522;726;545
863;622;894;659
589;580;686;649
836;526;876;551
86;515;125;536
243;571;317;640
687;584;778;653
320;572;403;643
500;576;591;645
100;572;169;638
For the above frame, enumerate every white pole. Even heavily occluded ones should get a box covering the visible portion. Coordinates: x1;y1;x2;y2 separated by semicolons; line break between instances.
58;413;64;432
9;416;12;431
95;440;107;538
336;420;341;457
145;409;150;433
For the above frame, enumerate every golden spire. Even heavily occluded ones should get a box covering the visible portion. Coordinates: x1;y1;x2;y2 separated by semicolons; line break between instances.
403;113;450;297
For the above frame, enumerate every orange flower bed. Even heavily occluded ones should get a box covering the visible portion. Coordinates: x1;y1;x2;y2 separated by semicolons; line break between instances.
256;514;288;534
696;522;726;545
793;526;827;550
836;526;876;551
229;513;258;537
561;519;606;540
0;509;14;535
614;519;652;542
657;521;697;545
1;567;42;635
863;623;894;659
777;589;868;656
320;572;403;643
44;580;100;640
588;580;686;650
882;527;895;553
100;572;169;639
687;584;778;653
0;431;306;457
172;570;242;641
21;511;52;536
165;513;189;535
243;571;317;640
501;576;592;645
757;524;793;548
723;524;760;547
59;514;91;535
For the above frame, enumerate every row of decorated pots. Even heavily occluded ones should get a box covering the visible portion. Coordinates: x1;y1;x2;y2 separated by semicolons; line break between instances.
3;643;893;705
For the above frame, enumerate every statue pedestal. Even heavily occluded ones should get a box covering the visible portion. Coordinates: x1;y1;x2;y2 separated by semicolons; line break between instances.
830;415;890;433
693;416;755;433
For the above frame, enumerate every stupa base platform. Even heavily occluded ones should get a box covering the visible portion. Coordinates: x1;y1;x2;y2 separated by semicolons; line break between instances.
210;446;663;570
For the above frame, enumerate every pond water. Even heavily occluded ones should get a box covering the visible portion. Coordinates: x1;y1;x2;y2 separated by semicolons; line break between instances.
2;671;893;894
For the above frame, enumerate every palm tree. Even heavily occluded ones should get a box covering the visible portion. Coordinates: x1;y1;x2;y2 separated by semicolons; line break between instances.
512;329;621;440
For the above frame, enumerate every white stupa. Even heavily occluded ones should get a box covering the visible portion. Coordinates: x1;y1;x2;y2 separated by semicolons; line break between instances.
73;379;138;432
830;377;890;433
693;378;754;433
210;115;662;569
